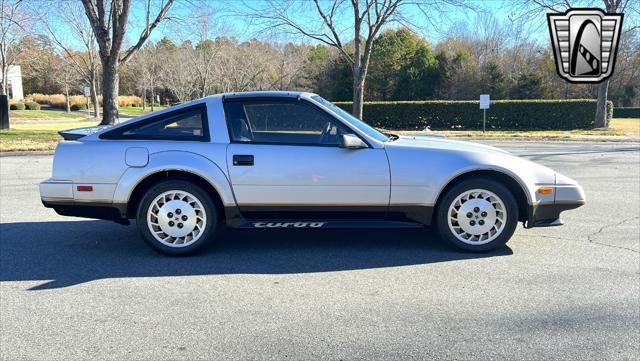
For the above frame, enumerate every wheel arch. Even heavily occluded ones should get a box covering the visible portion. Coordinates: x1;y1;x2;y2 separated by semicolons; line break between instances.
126;170;226;221
112;151;237;220
434;169;530;223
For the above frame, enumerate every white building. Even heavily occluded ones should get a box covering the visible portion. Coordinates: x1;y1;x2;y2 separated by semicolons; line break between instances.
1;65;24;100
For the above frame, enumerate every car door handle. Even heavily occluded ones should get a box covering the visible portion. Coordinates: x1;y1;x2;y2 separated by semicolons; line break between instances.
233;154;254;166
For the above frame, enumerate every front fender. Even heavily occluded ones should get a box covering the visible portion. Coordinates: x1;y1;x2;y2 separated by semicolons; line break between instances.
432;152;558;206
112;150;236;207
386;143;556;207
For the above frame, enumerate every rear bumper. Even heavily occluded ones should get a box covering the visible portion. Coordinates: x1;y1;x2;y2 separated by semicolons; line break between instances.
42;199;129;224
41;179;128;223
40;179;74;201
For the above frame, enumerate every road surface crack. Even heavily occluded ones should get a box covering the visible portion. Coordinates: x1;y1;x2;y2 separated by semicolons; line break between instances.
587;216;640;253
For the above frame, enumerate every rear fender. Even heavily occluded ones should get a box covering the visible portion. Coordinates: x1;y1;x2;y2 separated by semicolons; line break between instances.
112;150;236;207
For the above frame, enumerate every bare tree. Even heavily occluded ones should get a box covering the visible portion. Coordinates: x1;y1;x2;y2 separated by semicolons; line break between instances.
42;2;101;117
159;44;198;103
0;0;30;97
130;45;161;111
79;0;174;125
245;0;469;119
189;12;222;98
268;43;311;90
210;39;272;93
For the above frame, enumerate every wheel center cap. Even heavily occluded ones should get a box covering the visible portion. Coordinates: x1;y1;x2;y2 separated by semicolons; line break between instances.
157;200;197;237
457;198;496;235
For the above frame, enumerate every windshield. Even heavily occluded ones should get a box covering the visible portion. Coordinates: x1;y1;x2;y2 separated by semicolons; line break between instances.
311;95;390;142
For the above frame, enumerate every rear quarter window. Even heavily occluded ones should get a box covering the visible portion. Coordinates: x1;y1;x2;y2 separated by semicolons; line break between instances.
100;104;210;141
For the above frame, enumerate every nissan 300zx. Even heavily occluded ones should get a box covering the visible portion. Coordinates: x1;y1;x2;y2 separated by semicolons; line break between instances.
40;91;585;255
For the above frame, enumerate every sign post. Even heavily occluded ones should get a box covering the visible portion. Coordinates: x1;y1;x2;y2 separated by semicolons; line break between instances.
84;86;91;117
479;94;490;133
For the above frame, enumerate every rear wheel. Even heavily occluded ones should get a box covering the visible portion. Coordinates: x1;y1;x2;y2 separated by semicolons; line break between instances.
436;177;518;252
136;180;217;255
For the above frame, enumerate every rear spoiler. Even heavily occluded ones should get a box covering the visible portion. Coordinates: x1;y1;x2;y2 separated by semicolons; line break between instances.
58;125;112;140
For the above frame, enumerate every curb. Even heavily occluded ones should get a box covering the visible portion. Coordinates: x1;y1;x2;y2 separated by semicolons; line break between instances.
0;150;55;157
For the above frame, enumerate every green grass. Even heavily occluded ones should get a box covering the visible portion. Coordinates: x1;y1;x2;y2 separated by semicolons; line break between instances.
415;128;625;139
9;109;87;120
118;105;166;117
0;121;98;152
610;118;640;135
1;118;638;153
396;118;639;139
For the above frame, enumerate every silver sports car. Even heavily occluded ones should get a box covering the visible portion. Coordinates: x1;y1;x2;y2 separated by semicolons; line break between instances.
40;91;585;255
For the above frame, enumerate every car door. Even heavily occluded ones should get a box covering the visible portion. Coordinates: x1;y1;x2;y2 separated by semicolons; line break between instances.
224;98;390;219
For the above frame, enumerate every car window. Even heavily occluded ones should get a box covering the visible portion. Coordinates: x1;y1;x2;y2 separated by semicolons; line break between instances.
224;100;353;146
101;106;208;141
311;95;390;142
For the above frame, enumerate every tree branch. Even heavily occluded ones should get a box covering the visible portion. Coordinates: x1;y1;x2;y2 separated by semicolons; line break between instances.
120;0;174;63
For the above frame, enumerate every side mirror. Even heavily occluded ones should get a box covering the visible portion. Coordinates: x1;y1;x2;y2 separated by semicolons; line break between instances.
340;134;368;149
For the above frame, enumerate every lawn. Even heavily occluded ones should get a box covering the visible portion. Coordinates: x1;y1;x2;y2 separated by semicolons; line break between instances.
1;118;638;153
415;128;626;139
610;118;640;135
0;121;98;152
8;106;166;122
118;106;166;117
9;109;87;120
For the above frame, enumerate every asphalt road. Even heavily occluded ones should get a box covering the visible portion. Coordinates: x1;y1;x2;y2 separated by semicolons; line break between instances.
1;141;639;360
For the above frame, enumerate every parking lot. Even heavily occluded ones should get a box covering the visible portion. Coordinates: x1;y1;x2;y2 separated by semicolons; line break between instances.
1;140;639;360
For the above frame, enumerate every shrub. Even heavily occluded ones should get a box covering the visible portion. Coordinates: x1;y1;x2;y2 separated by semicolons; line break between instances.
9;102;25;110
29;93;143;109
24;101;41;110
92;95;143;107
70;103;87;111
31;93;51;105
613;107;640;118
117;95;143;107
334;99;614;130
47;94;68;109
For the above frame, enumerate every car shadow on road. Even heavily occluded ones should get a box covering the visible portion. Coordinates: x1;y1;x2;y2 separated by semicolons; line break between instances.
0;220;512;290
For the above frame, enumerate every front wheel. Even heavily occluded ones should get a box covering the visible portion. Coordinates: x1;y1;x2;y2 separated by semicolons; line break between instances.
136;180;217;255
436;177;518;252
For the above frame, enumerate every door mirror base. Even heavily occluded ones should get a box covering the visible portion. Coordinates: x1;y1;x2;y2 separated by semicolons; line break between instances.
340;134;368;149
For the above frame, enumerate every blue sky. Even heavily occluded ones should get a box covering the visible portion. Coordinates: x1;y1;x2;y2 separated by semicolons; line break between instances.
49;0;618;51
121;0;550;47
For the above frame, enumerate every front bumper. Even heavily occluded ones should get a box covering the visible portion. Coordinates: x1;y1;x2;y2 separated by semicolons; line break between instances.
526;183;585;228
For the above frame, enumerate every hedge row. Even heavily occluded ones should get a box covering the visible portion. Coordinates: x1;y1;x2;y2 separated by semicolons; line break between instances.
613;107;640;118
334;99;613;130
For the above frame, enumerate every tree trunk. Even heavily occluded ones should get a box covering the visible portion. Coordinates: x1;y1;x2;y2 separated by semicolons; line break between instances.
142;87;146;112
352;72;365;120
64;83;70;113
91;75;100;119
0;68;7;96
151;87;155;112
594;79;609;128
100;58;120;125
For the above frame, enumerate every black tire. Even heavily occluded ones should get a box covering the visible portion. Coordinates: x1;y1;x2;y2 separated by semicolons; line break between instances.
435;177;518;252
136;180;218;255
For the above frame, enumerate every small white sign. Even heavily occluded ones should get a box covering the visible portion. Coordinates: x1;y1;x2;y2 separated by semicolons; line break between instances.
480;94;490;109
84;86;91;97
